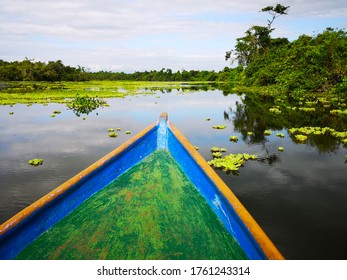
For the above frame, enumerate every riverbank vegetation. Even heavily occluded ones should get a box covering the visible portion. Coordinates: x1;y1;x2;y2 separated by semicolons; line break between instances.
226;4;347;97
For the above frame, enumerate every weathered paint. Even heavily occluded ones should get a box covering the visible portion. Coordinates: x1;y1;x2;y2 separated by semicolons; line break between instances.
168;121;284;260
15;150;248;260
0;113;284;260
0;122;158;259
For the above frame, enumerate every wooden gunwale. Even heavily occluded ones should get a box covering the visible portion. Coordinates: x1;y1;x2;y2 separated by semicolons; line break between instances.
168;121;285;260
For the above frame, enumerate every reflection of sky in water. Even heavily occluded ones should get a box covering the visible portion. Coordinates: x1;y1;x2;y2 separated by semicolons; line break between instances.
1;89;347;259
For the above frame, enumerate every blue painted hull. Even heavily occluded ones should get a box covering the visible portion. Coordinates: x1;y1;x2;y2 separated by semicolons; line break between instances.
0;114;283;260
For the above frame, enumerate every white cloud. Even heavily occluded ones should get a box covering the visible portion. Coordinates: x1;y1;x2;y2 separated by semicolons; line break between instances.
0;0;346;71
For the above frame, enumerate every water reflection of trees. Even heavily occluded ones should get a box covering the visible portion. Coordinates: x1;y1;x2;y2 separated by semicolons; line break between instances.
67;96;107;117
231;94;344;153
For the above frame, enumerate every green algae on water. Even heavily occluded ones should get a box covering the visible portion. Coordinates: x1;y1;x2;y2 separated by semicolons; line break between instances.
16;150;248;260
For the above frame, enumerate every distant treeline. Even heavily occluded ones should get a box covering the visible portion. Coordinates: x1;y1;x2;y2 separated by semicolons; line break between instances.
0;59;234;83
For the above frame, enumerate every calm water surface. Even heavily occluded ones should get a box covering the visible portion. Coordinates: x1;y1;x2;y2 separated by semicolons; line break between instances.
1;88;347;259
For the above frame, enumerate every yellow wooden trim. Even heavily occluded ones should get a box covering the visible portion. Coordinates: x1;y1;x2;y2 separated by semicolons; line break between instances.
0;122;157;235
168;121;285;260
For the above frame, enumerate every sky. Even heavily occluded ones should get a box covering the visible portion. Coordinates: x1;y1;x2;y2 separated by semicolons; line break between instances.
1;0;346;73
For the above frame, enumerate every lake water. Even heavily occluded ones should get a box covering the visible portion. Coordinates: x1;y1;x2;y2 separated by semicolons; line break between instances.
1;87;347;259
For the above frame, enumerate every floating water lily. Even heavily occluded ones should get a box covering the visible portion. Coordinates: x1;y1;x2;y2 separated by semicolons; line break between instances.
28;158;43;166
194;146;199;150
108;132;118;138
247;132;253;136
276;133;285;138
264;130;272;136
278;147;284;151
53;110;61;114
206;118;211;121
116;128;121;131
229;135;238;142
9;112;14;115
108;128;114;132
50;114;55;117
126;130;131;134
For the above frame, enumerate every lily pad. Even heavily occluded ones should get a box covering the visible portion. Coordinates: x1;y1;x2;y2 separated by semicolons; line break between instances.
108;128;114;132
276;133;285;138
278;147;284;151
229;135;238;142
108;132;118;138
126;130;131;134
264;130;272;136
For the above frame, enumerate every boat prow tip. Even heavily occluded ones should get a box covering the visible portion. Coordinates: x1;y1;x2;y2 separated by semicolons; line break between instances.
159;112;168;121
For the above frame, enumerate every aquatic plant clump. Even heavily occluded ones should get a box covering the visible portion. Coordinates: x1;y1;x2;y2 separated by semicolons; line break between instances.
276;133;285;138
126;131;131;135
295;134;308;142
247;132;253;136
269;108;281;114
28;158;43;166
288;126;347;144
264;130;272;136
212;125;226;129
107;128;114;132
278;147;284;151
108;132;118;138
208;153;257;173
229;135;239;142
212;152;223;158
210;147;227;153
